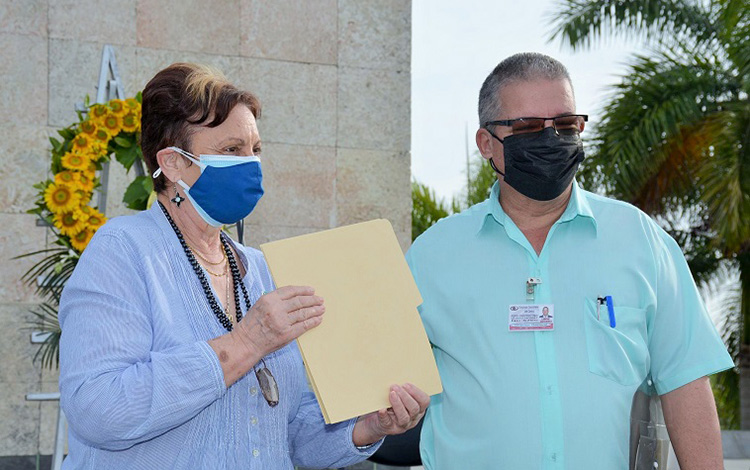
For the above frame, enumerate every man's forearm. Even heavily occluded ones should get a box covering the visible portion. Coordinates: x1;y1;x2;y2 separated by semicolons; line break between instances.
661;376;724;470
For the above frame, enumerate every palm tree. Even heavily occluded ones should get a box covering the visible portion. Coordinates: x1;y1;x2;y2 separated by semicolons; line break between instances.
412;156;496;241
548;0;749;428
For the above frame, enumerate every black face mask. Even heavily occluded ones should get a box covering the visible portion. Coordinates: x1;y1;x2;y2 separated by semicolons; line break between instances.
488;126;585;201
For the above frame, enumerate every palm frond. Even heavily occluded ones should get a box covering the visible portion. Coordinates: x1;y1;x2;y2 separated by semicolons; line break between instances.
412;181;451;241
590;53;736;201
547;0;718;51
711;276;741;429
717;0;750;86
696;106;750;256
24;302;61;370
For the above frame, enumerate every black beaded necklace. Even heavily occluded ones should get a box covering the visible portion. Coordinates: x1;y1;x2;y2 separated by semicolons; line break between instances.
158;201;250;331
158;201;280;407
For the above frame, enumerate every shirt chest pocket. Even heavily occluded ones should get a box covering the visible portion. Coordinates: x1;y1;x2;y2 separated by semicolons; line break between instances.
583;297;650;386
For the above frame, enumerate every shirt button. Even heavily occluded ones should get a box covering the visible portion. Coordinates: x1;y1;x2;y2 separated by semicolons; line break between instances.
551;453;557;462
250;386;258;395
252;449;260;457
250;416;258;425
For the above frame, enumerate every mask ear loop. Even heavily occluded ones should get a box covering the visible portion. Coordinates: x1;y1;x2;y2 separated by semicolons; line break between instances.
489;158;505;177
152;146;196;178
485;127;506;177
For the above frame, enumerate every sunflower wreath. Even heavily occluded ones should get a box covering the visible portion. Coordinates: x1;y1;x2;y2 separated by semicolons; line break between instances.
19;95;151;368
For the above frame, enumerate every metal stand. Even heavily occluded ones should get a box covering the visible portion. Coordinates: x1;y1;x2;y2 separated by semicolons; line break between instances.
94;45;144;213
25;392;65;470
28;44;137;470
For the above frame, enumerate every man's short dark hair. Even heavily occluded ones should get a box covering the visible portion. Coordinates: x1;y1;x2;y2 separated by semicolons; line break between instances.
478;52;573;126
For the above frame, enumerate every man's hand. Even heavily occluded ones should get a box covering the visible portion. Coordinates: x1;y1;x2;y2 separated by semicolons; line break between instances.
353;383;430;447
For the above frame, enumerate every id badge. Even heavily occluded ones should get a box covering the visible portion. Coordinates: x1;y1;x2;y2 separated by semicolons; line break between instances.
508;304;554;331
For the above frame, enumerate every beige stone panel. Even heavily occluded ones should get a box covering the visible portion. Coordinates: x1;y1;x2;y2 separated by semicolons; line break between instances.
395;228;411;254
338;0;411;71
0;304;43;384
49;39;138;128
0;0;47;36
240;0;337;64
136;0;240;55
335;148;411;235
0;214;48;303
49;0;137;45
0;33;47;125
337;67;410;151
0;125;52;214
237;58;337;147
133;47;243;94
246;143;335;229
242;224;321;249
0;381;41;456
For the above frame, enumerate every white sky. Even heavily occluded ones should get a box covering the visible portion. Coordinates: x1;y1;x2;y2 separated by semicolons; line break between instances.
411;0;640;202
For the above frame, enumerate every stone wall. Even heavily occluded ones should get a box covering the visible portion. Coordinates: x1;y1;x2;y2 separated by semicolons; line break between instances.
0;0;411;464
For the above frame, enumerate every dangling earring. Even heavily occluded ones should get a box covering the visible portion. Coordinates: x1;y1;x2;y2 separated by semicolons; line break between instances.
171;184;185;207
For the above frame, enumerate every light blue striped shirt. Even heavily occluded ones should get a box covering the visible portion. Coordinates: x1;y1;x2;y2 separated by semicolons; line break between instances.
59;203;378;469
407;181;733;470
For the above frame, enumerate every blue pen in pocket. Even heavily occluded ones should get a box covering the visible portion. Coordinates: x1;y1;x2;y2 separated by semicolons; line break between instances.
605;295;616;328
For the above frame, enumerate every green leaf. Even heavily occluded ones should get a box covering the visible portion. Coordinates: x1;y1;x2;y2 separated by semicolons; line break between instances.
57;127;76;140
123;175;153;211
49;137;62;152
114;144;139;170
114;136;132;148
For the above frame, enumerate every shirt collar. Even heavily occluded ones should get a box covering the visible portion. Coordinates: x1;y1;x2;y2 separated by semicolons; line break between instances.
477;179;598;235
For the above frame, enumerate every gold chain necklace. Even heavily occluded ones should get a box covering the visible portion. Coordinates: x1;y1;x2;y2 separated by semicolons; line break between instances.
224;261;234;323
189;245;228;276
187;242;226;266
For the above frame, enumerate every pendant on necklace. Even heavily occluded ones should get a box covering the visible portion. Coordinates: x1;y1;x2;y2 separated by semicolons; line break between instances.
224;309;234;323
255;366;279;407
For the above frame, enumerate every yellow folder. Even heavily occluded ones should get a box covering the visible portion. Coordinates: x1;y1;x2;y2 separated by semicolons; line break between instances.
260;219;442;424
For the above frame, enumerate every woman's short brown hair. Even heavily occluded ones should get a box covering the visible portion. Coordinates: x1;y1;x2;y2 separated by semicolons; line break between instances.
140;63;261;193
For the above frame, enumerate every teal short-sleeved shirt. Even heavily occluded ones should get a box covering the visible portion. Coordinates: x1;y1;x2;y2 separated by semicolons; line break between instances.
406;181;733;470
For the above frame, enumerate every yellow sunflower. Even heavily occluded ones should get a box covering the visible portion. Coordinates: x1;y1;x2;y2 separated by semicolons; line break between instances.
84;208;107;231
77;172;95;192
44;182;81;214
93;127;112;145
75;205;91;221
89;142;109;160
76;188;92;205
79;120;97;136
54;170;78;186
108;99;128;117
125;98;140;112
89;104;109;123
102;112;122;135
72;133;93;154
54;211;87;237
121;112;140;133
61;152;90;171
70;228;95;252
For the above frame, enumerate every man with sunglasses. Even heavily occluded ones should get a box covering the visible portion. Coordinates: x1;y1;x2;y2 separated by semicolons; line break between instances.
406;52;732;469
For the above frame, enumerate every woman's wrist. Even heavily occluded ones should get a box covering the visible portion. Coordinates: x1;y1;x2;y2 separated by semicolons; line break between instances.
208;331;263;388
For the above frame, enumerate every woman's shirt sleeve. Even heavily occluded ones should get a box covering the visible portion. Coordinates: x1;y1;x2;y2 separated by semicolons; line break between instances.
58;229;226;450
287;387;381;467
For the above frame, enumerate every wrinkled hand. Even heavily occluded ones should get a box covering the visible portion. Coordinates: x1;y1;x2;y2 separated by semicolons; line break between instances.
234;285;324;358
353;383;430;446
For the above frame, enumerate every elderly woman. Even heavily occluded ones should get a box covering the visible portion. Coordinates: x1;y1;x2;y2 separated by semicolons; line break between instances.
58;62;429;469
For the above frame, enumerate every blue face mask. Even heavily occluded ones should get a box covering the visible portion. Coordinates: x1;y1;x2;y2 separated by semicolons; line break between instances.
153;146;264;227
